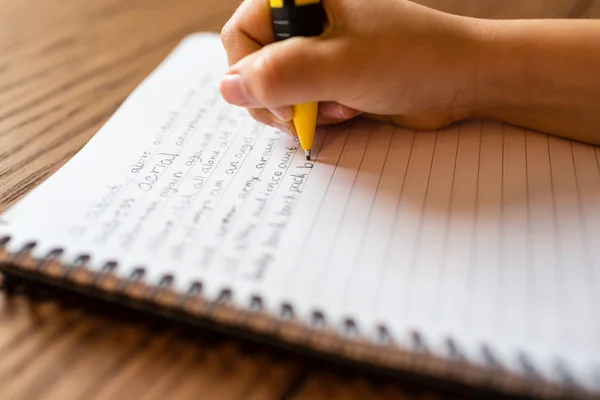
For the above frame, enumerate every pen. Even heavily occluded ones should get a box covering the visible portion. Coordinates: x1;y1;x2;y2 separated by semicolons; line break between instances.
270;0;326;160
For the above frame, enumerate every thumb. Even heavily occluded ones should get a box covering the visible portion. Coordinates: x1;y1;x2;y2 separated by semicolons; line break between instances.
220;37;348;109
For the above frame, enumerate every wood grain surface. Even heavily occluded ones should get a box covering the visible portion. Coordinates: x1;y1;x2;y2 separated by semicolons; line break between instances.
1;0;599;399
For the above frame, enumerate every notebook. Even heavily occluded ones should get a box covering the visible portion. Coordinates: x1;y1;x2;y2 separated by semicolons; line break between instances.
1;33;599;399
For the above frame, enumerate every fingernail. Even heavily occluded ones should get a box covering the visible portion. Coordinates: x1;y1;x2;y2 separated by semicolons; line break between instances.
320;102;360;120
273;123;290;135
268;106;293;122
221;74;255;106
273;123;297;137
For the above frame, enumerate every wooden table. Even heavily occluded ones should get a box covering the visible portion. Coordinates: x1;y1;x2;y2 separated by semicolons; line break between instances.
1;1;599;399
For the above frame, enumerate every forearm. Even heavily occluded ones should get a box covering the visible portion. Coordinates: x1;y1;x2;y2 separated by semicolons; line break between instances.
470;18;600;144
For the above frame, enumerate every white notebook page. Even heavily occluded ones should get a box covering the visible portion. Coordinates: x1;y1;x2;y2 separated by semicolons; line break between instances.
1;33;599;391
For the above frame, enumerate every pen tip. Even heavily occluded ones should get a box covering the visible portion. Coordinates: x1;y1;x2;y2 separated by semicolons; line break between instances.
305;150;311;161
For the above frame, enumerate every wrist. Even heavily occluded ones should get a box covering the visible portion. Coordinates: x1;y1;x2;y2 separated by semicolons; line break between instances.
461;18;568;122
464;18;519;122
440;16;600;144
440;16;500;125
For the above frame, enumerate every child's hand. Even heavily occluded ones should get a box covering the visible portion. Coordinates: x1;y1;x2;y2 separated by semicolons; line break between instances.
219;0;486;135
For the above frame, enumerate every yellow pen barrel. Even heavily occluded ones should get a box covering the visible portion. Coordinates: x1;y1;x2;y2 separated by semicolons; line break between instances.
293;102;318;151
270;0;325;158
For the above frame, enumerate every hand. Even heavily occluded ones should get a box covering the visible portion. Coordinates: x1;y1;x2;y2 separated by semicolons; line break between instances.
219;0;485;136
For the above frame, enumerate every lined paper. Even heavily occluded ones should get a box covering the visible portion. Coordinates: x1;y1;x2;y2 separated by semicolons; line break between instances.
1;33;599;390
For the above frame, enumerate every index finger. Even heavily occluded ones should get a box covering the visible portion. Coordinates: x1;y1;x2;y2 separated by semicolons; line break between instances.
221;0;275;67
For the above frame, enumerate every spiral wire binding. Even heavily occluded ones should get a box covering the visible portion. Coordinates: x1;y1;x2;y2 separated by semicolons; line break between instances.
0;235;597;400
